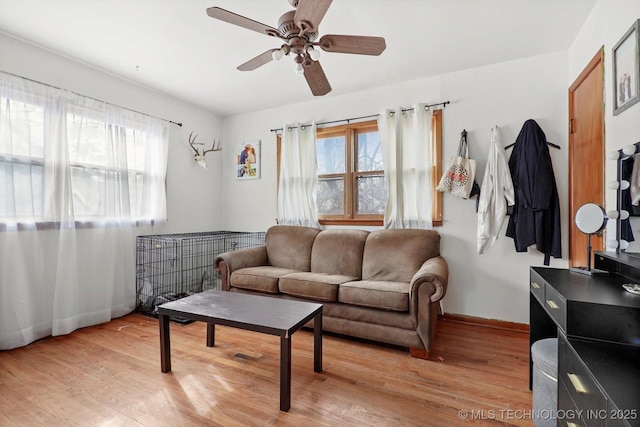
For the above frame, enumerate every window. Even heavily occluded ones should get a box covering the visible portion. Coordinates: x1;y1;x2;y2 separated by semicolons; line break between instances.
0;72;168;228
316;120;386;225
0;97;45;220
276;110;443;226
66;110;150;220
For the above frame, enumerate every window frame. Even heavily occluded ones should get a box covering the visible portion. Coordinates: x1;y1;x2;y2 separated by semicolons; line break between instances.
276;110;443;227
316;120;383;226
431;109;443;226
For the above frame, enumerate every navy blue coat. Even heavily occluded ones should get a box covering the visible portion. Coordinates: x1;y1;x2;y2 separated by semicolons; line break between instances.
506;119;562;265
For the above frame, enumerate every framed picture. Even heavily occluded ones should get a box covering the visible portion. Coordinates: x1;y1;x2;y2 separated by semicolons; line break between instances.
613;19;640;116
236;140;260;180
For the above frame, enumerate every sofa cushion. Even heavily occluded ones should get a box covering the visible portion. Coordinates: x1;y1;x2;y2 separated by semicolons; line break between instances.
310;229;368;278
265;225;321;271
231;266;299;294
321;302;416;330
339;280;410;312
362;229;441;283
279;272;357;302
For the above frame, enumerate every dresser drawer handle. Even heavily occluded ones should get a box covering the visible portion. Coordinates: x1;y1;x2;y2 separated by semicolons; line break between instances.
567;373;587;394
545;299;560;310
531;282;541;289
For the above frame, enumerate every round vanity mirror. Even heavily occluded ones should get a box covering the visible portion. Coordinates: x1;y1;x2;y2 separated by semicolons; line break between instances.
575;203;607;234
571;203;608;276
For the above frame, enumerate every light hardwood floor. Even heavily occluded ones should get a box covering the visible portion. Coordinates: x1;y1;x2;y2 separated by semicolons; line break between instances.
0;313;533;426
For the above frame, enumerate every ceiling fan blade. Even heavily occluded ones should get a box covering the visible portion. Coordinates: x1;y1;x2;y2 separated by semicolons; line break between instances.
237;49;278;71
206;7;281;38
294;0;333;33
304;61;332;96
318;34;386;55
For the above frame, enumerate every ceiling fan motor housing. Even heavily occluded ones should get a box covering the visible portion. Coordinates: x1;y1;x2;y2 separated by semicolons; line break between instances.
278;10;317;41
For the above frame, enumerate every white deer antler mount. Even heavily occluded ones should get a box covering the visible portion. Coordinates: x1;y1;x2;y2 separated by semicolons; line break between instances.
188;131;221;169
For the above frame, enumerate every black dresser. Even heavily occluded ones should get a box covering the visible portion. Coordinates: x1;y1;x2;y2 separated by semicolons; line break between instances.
530;252;640;427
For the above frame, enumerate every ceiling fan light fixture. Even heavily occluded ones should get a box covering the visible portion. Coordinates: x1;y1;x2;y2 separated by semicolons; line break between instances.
295;63;305;74
307;46;321;61
272;49;284;61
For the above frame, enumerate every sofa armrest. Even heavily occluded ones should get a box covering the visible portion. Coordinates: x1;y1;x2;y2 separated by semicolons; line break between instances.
214;246;268;291
410;256;449;303
409;256;448;352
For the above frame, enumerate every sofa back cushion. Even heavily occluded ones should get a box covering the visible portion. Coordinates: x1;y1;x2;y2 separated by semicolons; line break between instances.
310;229;369;277
362;229;441;282
265;225;321;271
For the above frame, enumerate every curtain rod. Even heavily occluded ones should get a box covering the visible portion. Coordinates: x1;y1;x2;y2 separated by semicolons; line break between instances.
0;70;183;127
269;100;450;133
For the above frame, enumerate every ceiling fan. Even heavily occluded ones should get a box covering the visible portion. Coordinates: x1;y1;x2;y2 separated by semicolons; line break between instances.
206;0;386;96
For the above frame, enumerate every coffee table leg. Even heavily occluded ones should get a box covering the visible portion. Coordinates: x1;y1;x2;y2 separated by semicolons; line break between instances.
159;313;171;373
314;311;322;373
280;334;291;412
206;323;215;347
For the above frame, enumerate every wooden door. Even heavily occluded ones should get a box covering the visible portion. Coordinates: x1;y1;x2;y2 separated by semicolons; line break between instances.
568;49;605;268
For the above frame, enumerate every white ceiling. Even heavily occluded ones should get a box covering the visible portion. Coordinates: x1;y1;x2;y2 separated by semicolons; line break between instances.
0;0;597;117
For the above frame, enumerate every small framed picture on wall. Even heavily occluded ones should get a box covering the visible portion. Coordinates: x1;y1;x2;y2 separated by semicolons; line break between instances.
613;19;640;116
236;140;260;180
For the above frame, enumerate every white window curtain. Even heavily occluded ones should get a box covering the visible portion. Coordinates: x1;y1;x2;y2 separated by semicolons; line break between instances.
378;104;433;229
277;122;321;228
0;72;169;349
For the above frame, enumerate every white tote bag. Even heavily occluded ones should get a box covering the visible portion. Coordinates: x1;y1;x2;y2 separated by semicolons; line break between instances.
436;132;477;198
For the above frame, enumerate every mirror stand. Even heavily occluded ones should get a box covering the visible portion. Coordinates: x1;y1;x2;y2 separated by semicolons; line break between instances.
571;232;609;276
571;203;609;276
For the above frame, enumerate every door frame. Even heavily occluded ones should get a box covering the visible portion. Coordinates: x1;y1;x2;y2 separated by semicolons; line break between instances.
568;48;605;267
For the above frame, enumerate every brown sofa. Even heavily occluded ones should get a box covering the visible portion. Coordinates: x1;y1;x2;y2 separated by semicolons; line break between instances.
214;225;448;359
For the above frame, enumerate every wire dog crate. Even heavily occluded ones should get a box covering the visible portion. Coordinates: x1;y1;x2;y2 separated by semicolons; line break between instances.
135;231;265;317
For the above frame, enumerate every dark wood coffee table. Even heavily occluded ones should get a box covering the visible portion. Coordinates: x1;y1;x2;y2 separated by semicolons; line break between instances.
157;290;323;412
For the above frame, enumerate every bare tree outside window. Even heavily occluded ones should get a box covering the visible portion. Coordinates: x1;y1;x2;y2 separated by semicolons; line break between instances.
316;135;345;216
316;121;384;224
356;131;386;215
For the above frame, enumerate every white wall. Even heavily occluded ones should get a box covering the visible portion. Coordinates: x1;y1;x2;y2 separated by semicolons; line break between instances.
0;33;224;234
569;1;640;251
221;51;570;324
